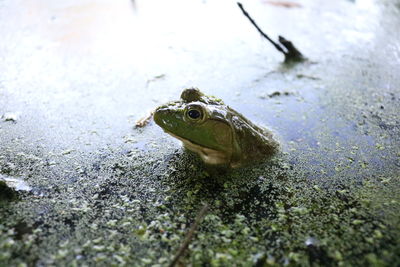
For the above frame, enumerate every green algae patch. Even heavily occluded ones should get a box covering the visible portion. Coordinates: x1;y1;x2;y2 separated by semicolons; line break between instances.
0;143;399;266
164;161;400;266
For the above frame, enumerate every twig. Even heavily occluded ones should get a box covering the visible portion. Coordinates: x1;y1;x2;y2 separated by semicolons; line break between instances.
237;2;285;54
169;203;209;267
135;111;154;128
278;35;305;63
237;2;305;63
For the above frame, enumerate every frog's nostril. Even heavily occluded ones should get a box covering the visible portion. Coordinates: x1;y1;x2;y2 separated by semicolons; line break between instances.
155;107;169;115
153;108;171;126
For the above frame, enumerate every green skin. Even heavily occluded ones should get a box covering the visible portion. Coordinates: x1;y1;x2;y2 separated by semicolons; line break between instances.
153;88;279;168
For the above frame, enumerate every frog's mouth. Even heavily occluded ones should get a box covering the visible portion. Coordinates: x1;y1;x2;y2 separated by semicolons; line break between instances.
163;130;210;150
163;130;229;165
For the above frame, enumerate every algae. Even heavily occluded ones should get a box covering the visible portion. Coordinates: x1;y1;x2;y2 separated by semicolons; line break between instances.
0;0;399;266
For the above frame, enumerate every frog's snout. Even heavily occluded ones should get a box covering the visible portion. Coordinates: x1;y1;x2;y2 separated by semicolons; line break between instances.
153;107;172;127
153;107;164;126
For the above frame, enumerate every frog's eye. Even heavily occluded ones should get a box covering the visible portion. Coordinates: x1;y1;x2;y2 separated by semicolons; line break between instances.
188;109;201;119
185;105;204;122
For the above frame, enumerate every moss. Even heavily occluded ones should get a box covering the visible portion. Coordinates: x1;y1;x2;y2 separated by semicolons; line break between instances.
0;133;399;267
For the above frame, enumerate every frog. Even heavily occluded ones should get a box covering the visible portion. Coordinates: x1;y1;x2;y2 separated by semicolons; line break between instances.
153;88;279;168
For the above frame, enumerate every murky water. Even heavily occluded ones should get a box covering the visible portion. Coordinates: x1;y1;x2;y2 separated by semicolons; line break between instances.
1;0;396;155
1;0;399;265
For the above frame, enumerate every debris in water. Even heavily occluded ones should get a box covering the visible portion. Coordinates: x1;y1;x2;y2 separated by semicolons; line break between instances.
169;204;209;267
263;1;302;8
237;2;306;63
61;149;76;155
296;74;320;80
258;91;291;99
146;74;166;87
2;112;19;122
136;111;154;128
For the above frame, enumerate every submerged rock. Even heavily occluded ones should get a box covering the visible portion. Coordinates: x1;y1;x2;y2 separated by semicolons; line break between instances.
0;180;18;201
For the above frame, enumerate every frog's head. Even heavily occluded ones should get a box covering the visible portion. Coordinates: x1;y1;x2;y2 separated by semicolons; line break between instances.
154;88;234;164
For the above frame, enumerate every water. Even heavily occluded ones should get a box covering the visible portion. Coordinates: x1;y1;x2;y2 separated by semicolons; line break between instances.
0;0;399;265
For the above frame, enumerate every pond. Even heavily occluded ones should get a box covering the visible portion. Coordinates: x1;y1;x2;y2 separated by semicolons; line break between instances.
1;0;399;265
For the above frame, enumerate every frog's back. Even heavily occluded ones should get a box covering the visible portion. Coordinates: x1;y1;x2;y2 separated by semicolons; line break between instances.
228;108;279;167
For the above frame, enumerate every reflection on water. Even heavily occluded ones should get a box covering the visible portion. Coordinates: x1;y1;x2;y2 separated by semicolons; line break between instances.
0;0;393;179
7;0;381;62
